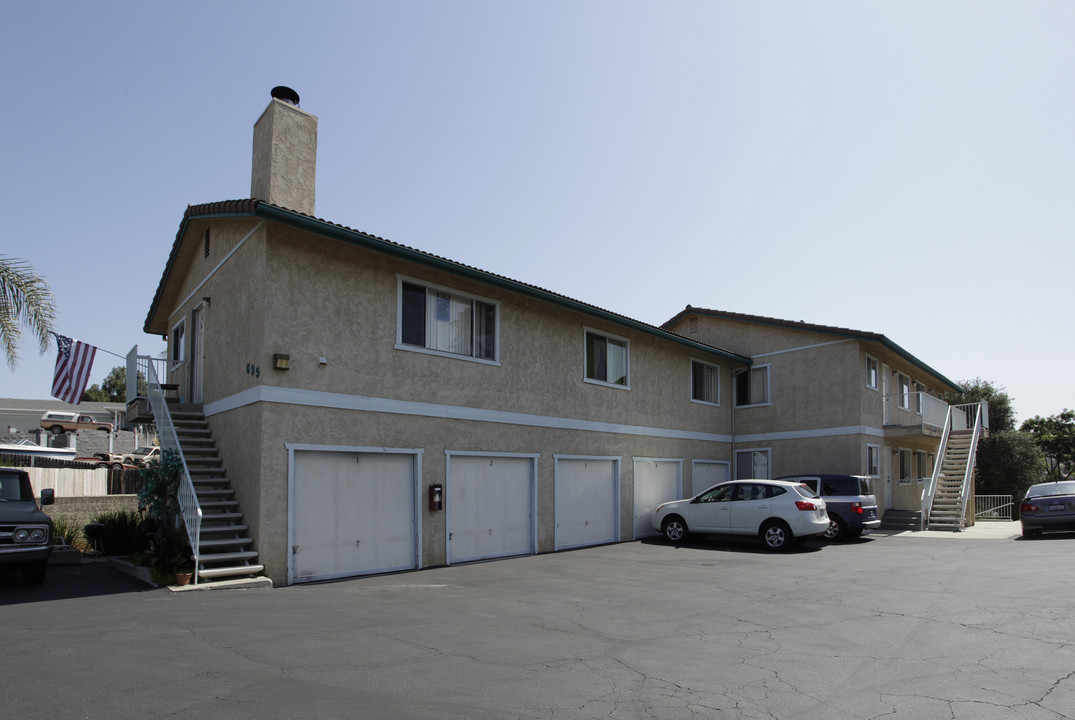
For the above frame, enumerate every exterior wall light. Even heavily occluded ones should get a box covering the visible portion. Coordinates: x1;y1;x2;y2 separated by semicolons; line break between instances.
273;354;290;371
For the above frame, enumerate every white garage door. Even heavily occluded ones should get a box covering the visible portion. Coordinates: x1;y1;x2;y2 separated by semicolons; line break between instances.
692;460;729;496
555;457;619;550
291;450;417;583
633;459;682;539
448;455;534;564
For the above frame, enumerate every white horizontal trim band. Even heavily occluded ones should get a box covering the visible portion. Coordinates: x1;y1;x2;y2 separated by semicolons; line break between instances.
206;385;733;443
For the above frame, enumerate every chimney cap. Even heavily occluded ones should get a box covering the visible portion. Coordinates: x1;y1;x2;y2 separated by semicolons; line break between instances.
270;86;301;107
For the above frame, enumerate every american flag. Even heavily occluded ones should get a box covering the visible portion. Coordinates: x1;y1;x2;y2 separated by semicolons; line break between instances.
52;334;97;405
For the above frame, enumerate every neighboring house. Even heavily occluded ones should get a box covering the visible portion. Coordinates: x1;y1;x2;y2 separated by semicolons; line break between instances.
0;398;137;457
661;308;969;514
133;89;985;587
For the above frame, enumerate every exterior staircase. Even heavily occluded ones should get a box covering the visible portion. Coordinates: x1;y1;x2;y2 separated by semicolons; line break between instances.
880;509;922;531
170;404;265;583
926;431;975;531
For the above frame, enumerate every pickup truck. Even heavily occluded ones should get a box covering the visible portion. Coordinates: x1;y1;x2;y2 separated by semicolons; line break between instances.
40;411;113;434
0;467;55;585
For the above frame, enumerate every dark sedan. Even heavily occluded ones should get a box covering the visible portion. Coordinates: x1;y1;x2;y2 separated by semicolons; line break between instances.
1020;481;1075;538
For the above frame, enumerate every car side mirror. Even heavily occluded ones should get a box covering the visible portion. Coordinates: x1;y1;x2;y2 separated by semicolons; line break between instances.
40;488;55;506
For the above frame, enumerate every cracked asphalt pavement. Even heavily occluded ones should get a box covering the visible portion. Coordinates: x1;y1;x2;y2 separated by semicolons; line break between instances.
3;524;1073;719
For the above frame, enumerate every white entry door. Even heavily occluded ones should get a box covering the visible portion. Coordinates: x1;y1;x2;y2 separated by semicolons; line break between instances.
291;450;417;583
447;454;534;564
555;457;619;550
633;458;681;538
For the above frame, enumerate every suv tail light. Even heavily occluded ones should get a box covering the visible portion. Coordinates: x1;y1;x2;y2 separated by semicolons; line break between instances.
851;502;863;515
1021;502;1039;513
794;500;818;511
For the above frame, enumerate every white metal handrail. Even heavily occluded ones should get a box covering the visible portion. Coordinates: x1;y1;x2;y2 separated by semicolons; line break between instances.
125;346;164;404
957;403;983;528
975;495;1013;520
921;406;953;529
142;355;202;583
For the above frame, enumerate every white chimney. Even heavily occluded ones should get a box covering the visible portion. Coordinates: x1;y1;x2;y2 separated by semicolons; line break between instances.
251;86;318;215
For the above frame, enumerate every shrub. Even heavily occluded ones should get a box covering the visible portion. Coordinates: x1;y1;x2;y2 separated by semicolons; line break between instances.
51;514;83;547
90;509;148;557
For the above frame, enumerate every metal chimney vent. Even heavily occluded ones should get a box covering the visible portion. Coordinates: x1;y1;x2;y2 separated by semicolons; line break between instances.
270;86;300;107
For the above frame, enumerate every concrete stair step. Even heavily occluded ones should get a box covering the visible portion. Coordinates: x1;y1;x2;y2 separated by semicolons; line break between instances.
200;550;259;564
198;564;265;580
199;537;254;550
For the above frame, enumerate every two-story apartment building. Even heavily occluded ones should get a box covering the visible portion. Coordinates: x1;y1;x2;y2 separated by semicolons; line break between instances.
662;308;963;514
136;89;980;586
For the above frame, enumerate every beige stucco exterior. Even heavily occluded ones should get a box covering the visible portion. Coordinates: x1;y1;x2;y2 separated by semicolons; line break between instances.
664;310;961;513
148;215;747;584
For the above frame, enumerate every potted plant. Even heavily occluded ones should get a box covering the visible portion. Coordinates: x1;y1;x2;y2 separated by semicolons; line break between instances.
137;449;193;586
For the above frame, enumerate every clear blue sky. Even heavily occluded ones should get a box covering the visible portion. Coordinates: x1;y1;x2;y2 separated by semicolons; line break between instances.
2;1;1072;423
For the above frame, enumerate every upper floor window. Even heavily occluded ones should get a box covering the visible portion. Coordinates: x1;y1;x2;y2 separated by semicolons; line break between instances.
171;320;185;368
734;365;770;407
914;381;926;413
398;279;497;362
585;329;629;388
691;359;720;405
897;372;911;409
865;355;879;390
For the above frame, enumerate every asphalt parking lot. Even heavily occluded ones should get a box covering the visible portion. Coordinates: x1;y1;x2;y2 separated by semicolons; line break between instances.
3;523;1074;720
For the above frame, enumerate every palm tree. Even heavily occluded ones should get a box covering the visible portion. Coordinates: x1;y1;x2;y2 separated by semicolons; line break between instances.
0;255;56;369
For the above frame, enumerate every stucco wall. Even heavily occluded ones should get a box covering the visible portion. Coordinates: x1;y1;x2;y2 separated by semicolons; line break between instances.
242;401;731;584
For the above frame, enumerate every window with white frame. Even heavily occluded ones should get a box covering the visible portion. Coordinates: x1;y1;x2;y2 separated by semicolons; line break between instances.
585;329;629;387
171;320;185;368
897;372;911;409
916;450;930;481
734;365;770;407
866;444;880;477
865;355;879;390
691;359;720;405
735;449;770;479
899;448;912;481
914;381;926;414
398;279;497;362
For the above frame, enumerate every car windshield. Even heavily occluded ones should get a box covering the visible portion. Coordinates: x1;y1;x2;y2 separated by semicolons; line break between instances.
1027;481;1075;499
0;471;35;502
134;447;154;454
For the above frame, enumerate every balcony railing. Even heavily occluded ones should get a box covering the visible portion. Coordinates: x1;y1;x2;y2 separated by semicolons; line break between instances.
883;392;949;432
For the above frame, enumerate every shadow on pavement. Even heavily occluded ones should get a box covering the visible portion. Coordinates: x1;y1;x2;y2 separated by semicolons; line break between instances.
639;534;832;554
0;561;154;605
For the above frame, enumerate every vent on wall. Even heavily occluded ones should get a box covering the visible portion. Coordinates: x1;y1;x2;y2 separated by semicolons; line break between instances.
204;229;211;259
689;316;699;334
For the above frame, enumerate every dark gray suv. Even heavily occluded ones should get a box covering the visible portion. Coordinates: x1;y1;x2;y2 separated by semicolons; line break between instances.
0;467;55;584
777;474;880;540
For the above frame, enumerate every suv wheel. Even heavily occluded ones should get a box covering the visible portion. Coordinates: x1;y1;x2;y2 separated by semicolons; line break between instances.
662;516;688;543
761;520;793;551
823;517;846;541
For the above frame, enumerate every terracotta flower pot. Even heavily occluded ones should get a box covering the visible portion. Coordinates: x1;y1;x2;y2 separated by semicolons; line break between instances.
174;572;193;586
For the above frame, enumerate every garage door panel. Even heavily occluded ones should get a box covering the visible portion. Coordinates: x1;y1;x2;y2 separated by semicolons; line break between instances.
634;460;681;539
449;456;532;564
293;451;416;582
555;458;618;550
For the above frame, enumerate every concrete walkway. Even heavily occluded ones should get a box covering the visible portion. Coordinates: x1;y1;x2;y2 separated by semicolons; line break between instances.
881;520;1021;540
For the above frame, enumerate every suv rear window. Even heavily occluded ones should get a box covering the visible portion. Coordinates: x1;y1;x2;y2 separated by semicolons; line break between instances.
822;477;873;496
792;484;820;499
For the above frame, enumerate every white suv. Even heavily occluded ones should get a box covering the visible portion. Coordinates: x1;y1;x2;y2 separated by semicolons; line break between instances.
652;479;829;551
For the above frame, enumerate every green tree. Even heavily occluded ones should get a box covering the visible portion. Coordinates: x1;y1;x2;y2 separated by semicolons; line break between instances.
944;377;1015;433
0;255;56;369
81;366;127;403
1022;410;1075;482
975;430;1045;500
